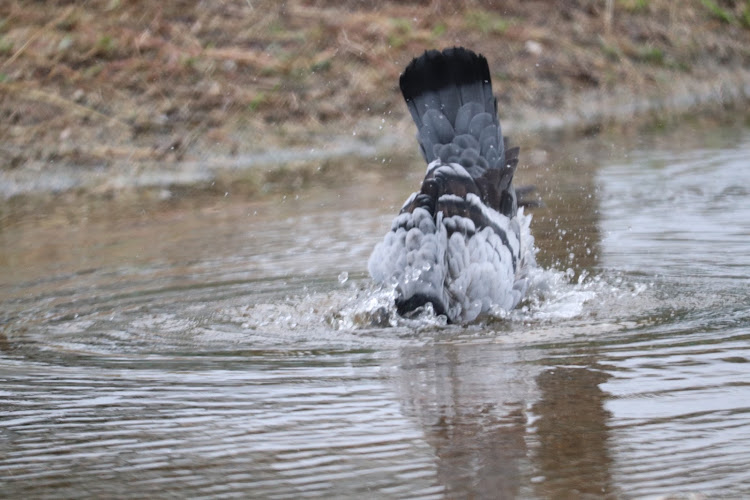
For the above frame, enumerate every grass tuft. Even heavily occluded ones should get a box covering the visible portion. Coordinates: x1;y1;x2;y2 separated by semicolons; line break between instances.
638;46;665;65
741;1;750;29
700;0;735;24
617;0;649;13
248;92;266;112
95;34;116;57
464;9;509;35
387;18;413;49
0;36;13;56
600;40;622;61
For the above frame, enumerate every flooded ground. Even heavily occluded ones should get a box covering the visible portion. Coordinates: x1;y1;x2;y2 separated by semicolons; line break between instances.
1;120;750;498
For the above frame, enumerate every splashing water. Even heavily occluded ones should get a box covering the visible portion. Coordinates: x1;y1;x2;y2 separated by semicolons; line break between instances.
3;124;750;499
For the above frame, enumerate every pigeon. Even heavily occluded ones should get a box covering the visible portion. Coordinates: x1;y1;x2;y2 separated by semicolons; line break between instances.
368;47;535;323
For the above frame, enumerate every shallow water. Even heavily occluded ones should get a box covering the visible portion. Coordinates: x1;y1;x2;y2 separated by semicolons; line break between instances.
2;122;750;498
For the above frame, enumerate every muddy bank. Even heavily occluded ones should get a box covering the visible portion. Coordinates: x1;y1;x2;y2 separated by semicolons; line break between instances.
1;0;750;203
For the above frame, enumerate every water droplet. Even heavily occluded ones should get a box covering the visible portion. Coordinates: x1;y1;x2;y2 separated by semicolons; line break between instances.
338;271;349;284
405;268;422;281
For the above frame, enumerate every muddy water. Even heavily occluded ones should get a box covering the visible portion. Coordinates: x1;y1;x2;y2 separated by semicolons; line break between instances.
2;122;750;498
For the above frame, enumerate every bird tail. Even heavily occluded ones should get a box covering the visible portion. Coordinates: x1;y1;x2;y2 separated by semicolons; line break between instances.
399;47;519;217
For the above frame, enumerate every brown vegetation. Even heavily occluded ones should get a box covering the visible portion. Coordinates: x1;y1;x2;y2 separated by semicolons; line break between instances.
1;0;749;194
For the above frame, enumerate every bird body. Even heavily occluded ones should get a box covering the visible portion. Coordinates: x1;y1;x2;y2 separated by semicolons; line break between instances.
368;47;535;323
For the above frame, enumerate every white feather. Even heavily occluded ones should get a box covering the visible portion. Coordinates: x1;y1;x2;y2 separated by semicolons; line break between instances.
368;185;535;323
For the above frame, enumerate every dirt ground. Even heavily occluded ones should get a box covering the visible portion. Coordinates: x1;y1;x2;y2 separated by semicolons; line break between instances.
1;0;750;201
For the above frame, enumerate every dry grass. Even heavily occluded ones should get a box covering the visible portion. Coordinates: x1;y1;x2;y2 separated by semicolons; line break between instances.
0;0;749;175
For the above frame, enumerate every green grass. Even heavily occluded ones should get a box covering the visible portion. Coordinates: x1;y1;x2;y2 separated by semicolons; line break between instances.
82;63;104;79
741;1;750;28
701;0;735;24
248;92;266;112
600;40;622;61
0;36;13;56
617;0;649;13
180;55;198;70
310;58;331;73
464;9;509;35
388;18;413;49
637;46;665;65
95;34;117;57
700;0;750;30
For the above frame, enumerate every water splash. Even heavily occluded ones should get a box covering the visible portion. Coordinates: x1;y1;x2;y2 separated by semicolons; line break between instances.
327;264;638;331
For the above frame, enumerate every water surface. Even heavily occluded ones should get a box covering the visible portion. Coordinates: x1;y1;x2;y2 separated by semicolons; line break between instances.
2;122;750;498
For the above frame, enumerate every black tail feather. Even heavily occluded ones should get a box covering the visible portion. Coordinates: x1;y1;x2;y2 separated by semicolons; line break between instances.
400;47;493;126
400;48;499;165
400;47;520;217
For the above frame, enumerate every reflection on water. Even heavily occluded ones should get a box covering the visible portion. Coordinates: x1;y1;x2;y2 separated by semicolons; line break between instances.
2;121;750;498
396;342;542;499
532;365;613;498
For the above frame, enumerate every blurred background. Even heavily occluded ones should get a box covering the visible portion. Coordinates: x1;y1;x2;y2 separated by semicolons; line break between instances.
1;0;749;206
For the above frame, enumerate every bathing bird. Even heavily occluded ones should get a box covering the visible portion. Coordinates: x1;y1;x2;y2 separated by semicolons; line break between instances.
368;47;535;323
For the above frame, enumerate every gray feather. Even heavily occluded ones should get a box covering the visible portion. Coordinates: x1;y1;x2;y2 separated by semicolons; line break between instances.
455;102;485;135
371;47;532;323
459;80;486;112
468;112;495;140
437;143;462;163
422;108;455;145
437;85;462;124
452;133;480;152
417;127;438;162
